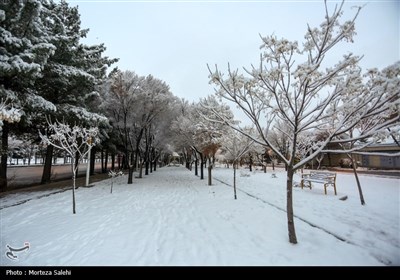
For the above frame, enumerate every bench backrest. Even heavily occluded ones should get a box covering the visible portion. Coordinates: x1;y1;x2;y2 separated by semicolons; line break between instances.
309;171;336;177
307;171;336;181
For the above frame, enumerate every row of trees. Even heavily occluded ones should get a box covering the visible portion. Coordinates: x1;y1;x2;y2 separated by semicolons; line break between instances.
99;70;180;183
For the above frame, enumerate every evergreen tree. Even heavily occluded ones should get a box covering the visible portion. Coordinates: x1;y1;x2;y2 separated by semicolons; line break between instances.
0;0;56;191
34;0;117;183
0;0;117;190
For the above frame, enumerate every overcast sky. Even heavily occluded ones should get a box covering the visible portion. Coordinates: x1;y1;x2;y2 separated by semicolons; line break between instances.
74;0;399;102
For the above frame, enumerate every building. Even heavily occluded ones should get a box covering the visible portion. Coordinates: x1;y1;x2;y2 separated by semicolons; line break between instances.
318;143;400;170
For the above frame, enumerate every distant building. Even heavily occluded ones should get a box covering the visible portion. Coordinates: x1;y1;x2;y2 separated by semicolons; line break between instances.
357;143;400;169
318;143;400;170
169;152;181;165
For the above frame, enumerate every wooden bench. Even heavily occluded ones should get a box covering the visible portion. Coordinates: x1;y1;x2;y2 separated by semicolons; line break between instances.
301;171;337;195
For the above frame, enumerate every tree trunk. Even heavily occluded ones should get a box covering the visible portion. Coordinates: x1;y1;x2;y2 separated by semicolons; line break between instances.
74;152;79;178
249;154;253;172
233;162;237;200
328;153;332;167
350;154;365;205
90;147;96;175
101;149;105;173
117;154;121;169
41;145;54;184
72;173;76;214
286;166;297;244
138;159;144;178
132;151;136;169
0;122;9;192
200;154;204;180
133;150;139;172
154;155;159;171
195;159;198;176
111;153;115;170
208;164;212;186
71;159;76;214
123;153;126;167
145;160;149;175
104;150;109;173
128;165;133;184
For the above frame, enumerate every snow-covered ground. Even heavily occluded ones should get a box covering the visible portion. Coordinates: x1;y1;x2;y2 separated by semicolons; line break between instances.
0;166;399;266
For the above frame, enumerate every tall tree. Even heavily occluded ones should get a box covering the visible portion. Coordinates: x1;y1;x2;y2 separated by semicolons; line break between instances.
197;96;234;183
171;102;199;172
102;70;142;174
0;0;56;191
35;0;117;184
208;1;399;244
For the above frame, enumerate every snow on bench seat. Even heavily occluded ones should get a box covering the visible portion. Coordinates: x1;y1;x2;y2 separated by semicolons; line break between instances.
301;171;337;195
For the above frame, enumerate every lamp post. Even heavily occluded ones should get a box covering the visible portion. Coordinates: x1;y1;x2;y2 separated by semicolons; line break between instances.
86;137;92;187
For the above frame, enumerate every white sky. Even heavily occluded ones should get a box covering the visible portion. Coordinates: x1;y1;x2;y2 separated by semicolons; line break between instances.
73;0;399;102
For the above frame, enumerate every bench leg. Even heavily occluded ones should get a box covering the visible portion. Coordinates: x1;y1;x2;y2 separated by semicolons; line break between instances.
324;184;327;195
334;184;337;195
301;181;312;190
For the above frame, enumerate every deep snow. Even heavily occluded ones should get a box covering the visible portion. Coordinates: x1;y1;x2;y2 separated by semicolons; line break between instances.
0;166;399;266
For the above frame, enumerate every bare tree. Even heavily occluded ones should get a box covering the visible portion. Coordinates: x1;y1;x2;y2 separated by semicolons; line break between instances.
40;120;99;214
207;1;399;244
221;128;254;199
197;96;234;184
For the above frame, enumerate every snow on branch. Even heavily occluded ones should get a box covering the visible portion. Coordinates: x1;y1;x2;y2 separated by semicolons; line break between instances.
0;98;21;130
39;118;100;167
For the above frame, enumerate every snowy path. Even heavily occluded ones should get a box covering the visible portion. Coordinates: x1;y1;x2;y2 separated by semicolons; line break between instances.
1;166;397;266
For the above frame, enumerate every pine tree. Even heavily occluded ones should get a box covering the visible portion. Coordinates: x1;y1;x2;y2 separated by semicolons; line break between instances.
0;0;56;191
34;0;117;184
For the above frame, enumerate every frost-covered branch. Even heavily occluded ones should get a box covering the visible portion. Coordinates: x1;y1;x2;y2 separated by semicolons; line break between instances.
39;118;100;214
0;98;21;130
39;118;99;164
